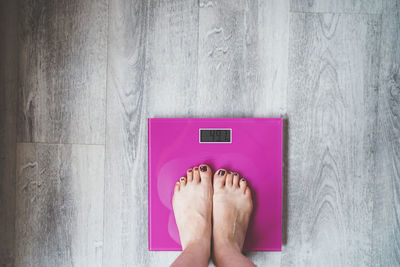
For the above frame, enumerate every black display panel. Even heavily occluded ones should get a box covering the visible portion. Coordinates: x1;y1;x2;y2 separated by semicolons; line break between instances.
200;129;231;143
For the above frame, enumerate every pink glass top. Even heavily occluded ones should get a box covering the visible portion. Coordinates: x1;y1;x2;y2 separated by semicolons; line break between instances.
148;118;282;251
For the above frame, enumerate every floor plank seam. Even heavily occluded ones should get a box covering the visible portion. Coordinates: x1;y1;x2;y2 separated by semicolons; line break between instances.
101;0;111;266
289;10;383;15
16;142;106;146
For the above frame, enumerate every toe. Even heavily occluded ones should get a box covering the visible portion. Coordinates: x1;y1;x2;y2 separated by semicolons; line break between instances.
245;187;252;200
199;164;212;184
213;169;227;189
187;169;193;182
239;178;247;192
174;181;180;192
225;171;233;187
179;176;187;186
232;172;240;187
193;167;200;183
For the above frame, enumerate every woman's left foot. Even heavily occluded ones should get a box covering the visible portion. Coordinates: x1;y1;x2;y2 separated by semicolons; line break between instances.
212;169;253;253
172;164;213;250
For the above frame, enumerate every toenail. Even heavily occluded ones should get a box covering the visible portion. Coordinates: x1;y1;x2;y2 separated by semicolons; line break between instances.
180;177;185;181
200;166;207;172
194;167;198;170
188;169;192;172
218;170;225;176
228;171;231;174
234;173;238;176
241;178;246;181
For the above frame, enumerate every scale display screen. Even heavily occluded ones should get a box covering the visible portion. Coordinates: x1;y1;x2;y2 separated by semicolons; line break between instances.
199;129;231;143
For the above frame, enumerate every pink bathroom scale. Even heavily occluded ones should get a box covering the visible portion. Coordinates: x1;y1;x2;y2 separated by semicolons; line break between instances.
148;118;282;251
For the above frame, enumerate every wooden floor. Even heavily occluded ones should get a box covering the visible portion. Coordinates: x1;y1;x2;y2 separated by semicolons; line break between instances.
1;0;399;266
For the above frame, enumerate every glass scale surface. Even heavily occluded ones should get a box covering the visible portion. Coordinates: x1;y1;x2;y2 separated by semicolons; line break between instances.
148;118;282;251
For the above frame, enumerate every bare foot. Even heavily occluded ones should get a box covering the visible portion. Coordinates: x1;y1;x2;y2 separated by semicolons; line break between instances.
172;164;213;251
212;169;253;254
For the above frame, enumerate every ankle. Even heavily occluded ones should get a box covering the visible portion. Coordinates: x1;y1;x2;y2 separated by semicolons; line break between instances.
213;238;242;258
212;241;257;267
212;243;242;266
172;239;211;267
184;238;211;257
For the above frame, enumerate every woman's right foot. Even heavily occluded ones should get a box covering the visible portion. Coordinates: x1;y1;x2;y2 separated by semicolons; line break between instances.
172;164;213;251
212;169;253;254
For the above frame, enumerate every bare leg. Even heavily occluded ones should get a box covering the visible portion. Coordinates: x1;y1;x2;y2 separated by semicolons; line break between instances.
212;169;256;267
170;240;210;267
171;164;213;267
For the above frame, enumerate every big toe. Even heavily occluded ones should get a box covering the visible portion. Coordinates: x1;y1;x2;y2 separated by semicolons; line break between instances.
199;164;212;184
213;169;227;190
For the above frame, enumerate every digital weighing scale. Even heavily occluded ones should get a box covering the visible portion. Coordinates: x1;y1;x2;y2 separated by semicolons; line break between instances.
148;118;282;251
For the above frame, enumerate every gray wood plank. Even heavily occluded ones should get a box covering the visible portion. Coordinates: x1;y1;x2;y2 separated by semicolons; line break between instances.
290;0;382;13
197;0;249;116
197;0;288;118
102;0;150;265
145;0;199;117
15;143;104;267
372;0;400;266
283;13;380;267
103;0;198;266
17;0;108;144
0;0;18;266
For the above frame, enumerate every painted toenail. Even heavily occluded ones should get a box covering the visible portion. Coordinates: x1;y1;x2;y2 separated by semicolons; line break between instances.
200;166;207;172
194;167;198;170
188;169;192;172
228;171;231;174
218;170;225;176
180;177;185;181
234;173;238;176
241;178;246;181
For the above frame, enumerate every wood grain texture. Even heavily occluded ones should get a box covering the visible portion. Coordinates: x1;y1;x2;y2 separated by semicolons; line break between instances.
283;13;380;267
17;0;108;144
372;0;400;266
0;0;17;266
198;0;249;116
15;143;104;267
145;0;199;118
290;0;382;13
102;0;150;265
197;0;288;117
